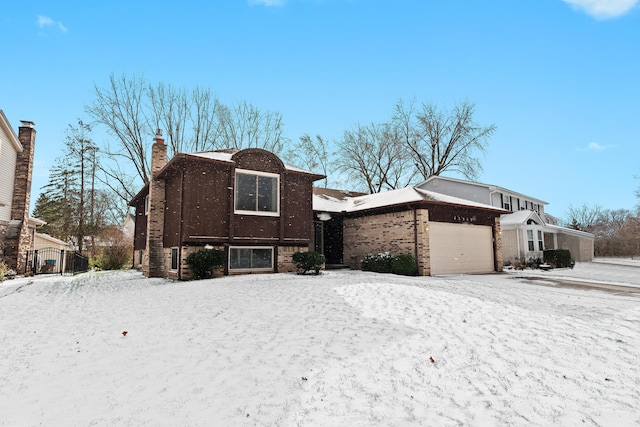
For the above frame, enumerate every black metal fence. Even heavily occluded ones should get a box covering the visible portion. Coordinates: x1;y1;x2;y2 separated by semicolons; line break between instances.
25;248;89;276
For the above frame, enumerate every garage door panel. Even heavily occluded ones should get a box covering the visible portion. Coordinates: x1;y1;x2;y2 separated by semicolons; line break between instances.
430;222;494;275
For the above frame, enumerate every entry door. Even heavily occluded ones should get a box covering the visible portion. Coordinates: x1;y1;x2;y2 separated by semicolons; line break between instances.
429;222;494;275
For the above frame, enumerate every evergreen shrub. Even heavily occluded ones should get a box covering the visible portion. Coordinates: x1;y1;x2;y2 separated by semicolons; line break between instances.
186;249;225;279
391;254;418;276
292;251;325;275
362;252;393;273
543;249;573;269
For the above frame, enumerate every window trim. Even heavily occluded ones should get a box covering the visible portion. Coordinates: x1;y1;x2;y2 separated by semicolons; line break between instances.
170;247;179;271
228;246;274;272
234;169;280;217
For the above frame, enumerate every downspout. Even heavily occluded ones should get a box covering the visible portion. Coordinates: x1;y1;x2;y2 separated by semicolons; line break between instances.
177;167;185;280
413;208;419;269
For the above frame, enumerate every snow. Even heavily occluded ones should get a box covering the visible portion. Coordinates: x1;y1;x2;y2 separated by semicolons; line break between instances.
186;151;317;175
1;262;639;426
313;186;503;214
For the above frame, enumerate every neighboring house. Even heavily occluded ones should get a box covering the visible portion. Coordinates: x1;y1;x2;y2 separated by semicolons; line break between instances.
129;131;324;279
33;233;70;274
0;110;39;272
417;176;594;263
122;213;135;239
312;186;506;276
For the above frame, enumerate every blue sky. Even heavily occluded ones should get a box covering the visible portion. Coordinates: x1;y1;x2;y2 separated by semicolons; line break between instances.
1;0;639;220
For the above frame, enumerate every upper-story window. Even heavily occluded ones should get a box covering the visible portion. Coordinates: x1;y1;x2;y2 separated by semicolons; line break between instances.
502;194;512;210
234;169;279;216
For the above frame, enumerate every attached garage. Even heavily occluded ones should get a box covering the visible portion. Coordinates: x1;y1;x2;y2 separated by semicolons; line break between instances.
429;222;495;275
313;186;505;276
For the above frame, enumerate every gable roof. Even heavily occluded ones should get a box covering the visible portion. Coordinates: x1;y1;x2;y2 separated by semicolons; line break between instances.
313;186;506;214
500;209;545;226
418;175;548;205
130;148;325;205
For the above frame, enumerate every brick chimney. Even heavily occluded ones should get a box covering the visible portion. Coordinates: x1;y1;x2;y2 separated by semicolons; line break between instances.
5;120;36;272
11;121;36;222
144;129;167;277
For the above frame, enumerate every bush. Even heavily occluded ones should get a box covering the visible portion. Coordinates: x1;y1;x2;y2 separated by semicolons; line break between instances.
0;262;7;282
543;249;573;269
93;245;131;270
391;254;418;276
362;252;393;273
292;251;325;275
186;249;225;280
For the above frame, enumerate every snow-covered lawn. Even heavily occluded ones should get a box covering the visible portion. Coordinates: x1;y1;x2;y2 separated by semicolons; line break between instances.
1;263;639;426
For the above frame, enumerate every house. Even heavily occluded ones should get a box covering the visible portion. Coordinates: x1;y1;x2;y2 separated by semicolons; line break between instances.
312;186;506;275
417;176;594;263
129;130;324;279
0;110;40;272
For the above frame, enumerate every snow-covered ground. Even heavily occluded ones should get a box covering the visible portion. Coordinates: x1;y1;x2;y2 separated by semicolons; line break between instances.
1;262;639;426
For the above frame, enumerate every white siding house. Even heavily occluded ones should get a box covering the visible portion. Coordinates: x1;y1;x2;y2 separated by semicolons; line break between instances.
417;176;594;263
0;111;21;222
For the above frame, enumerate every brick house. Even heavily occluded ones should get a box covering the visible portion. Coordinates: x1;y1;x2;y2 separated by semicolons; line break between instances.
0;110;41;272
129;131;324;279
312;186;506;275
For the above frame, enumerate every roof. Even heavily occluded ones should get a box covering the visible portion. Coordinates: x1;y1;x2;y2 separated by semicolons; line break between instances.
500;210;545;226
419;175;549;205
35;233;69;246
178;149;321;175
0;110;23;153
313;186;506;214
130;148;325;205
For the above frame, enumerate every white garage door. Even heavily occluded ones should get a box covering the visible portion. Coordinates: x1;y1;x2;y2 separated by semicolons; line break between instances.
429;222;495;275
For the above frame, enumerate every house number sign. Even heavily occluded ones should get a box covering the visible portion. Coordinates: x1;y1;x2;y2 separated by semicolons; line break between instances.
453;214;476;223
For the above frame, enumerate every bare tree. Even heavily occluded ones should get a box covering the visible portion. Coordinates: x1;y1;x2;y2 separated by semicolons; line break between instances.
86;73;152;185
86;73;289;206
190;87;223;152
148;83;191;159
564;203;605;233
216;100;287;154
394;98;496;181
334;123;412;193
284;134;331;188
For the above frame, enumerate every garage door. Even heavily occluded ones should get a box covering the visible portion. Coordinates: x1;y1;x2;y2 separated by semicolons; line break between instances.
429;222;495;275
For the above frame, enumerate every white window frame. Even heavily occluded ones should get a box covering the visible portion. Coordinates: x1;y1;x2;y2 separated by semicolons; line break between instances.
228;246;274;272
170;247;179;271
144;195;149;216
537;230;544;251
527;229;535;252
234;169;280;217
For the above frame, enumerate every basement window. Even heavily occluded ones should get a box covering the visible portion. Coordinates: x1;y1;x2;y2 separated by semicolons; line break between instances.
234;169;279;216
170;247;178;271
229;246;274;271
